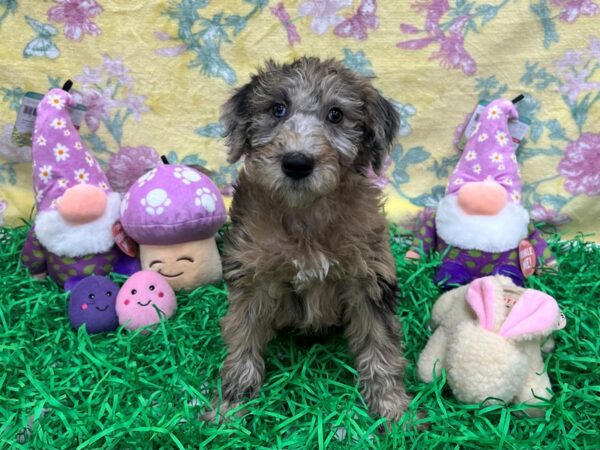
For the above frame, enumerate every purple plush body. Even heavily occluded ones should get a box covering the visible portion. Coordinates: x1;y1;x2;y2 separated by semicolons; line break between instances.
22;228;139;288
68;276;119;333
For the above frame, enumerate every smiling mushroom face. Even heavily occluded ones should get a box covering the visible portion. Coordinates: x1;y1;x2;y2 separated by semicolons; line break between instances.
120;164;227;291
115;271;176;331
140;240;222;291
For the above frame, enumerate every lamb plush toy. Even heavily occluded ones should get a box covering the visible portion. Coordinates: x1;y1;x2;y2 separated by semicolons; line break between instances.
418;275;564;416
407;99;555;289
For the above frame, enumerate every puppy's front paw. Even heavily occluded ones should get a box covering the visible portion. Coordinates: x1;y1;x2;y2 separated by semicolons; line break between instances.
202;398;247;423
367;385;413;423
221;354;264;402
376;408;429;434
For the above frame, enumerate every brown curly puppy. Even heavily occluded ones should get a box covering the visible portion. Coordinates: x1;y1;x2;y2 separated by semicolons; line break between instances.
217;57;412;422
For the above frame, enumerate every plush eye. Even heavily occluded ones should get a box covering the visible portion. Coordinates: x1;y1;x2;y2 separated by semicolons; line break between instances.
131;289;137;295
327;108;343;124
106;291;112;297
149;285;155;291
177;256;194;263
88;293;95;300
272;103;288;119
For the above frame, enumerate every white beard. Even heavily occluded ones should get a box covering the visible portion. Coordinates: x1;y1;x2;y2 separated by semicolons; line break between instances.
35;192;121;258
435;194;530;253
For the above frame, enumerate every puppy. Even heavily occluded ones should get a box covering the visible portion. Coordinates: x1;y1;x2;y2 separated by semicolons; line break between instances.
217;57;412;422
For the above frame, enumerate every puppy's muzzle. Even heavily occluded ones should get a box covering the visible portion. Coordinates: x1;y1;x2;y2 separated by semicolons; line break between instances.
281;152;314;180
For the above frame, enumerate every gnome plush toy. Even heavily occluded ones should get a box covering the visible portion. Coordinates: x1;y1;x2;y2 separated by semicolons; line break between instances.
407;99;555;289
21;88;138;289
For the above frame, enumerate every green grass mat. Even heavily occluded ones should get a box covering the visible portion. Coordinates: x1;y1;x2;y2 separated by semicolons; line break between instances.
1;225;598;449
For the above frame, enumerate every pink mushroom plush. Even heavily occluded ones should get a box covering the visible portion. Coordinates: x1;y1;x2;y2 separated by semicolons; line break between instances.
120;163;227;290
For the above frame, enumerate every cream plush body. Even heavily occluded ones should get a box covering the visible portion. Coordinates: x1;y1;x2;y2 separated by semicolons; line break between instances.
418;276;562;416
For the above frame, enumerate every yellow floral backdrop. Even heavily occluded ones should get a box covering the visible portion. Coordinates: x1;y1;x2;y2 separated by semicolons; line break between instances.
0;0;599;240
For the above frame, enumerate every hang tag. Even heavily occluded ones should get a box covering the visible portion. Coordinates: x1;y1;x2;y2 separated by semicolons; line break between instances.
11;91;86;148
457;100;531;151
112;222;138;257
554;311;567;330
518;240;536;278
503;295;517;308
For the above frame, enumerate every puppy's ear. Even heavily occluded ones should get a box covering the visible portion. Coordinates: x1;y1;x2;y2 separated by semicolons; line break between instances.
362;87;400;174
221;82;253;163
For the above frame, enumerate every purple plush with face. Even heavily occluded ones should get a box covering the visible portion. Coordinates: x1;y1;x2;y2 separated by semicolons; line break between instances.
68;276;119;333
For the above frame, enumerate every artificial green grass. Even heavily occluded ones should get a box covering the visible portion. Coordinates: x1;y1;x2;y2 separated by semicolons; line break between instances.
0;224;599;449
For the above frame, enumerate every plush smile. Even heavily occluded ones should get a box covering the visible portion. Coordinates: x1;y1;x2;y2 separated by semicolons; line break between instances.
137;300;153;307
158;269;184;278
95;305;109;312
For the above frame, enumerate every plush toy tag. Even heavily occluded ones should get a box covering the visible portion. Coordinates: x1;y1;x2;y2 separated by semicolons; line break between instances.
503;295;517;308
112;222;138;257
518;240;536;278
554;311;567;330
457;100;531;151
11;91;86;147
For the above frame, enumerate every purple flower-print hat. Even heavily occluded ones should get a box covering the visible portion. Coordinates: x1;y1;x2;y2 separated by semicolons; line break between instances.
120;164;227;245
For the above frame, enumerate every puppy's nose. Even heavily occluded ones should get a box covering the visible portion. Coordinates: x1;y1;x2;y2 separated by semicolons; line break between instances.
281;152;314;180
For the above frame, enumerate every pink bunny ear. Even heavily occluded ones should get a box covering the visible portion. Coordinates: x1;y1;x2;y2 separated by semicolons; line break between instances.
466;277;498;330
499;289;559;339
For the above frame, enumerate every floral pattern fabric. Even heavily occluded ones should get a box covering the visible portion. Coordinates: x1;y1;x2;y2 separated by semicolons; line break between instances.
0;0;598;240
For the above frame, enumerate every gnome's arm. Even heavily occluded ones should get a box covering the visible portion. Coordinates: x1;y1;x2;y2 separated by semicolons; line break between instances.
406;208;437;259
527;224;556;267
21;228;47;275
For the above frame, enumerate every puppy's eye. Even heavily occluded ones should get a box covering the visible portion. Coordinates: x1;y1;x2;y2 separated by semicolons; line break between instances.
106;291;112;297
88;293;95;300
131;289;137;295
327;108;343;124
272;103;288;119
149;285;155;291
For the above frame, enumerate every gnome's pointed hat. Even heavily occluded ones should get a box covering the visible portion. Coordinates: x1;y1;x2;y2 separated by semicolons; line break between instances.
447;99;522;204
32;88;110;213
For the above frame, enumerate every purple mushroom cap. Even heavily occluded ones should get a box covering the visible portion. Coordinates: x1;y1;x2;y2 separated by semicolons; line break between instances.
120;164;227;245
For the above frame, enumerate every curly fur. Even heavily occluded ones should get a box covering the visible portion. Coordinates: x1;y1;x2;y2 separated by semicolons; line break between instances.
215;57;413;422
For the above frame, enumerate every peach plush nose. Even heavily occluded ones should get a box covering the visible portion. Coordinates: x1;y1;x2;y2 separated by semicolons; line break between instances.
57;184;107;224
457;181;508;215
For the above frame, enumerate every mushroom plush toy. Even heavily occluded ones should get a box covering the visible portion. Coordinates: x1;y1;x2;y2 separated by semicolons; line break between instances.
120;163;227;291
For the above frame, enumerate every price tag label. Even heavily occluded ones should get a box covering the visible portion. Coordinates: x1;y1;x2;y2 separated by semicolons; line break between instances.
112;222;138;257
